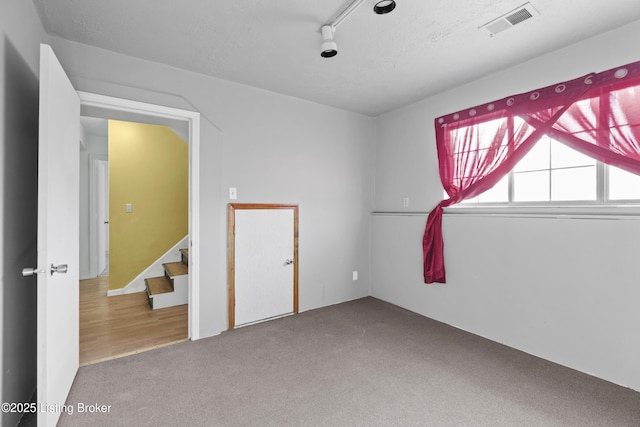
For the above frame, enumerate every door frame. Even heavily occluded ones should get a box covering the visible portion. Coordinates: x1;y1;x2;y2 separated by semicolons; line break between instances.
227;203;299;329
79;91;202;339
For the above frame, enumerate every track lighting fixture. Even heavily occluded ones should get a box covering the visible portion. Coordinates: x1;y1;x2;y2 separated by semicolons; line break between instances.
373;1;396;14
320;25;337;58
320;0;397;58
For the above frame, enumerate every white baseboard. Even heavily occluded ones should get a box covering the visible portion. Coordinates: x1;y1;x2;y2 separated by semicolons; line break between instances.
108;235;189;296
107;288;125;296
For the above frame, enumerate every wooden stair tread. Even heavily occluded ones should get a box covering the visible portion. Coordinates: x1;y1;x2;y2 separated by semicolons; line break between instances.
145;276;174;295
180;248;189;257
164;261;188;277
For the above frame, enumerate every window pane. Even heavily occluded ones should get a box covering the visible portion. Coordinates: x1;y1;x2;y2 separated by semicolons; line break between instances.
477;174;509;203
610;124;640;145
609;166;640;200
551;166;596;201
476;118;508;150
514;137;550;172
551;142;596;169
564;97;598;130
451;118;508;154
570;130;598;145
610;86;640;127
514;170;549;202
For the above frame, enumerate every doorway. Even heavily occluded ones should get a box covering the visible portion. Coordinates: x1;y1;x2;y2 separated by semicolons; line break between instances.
227;203;299;329
79;117;190;364
78;92;202;363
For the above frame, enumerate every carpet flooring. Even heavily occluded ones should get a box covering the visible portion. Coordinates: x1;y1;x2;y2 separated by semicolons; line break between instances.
58;297;640;426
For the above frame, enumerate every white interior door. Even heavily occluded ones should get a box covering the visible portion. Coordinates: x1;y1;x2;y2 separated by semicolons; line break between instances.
97;159;109;274
234;208;295;326
37;44;80;427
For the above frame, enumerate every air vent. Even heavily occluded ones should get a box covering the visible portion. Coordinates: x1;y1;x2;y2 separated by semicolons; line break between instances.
479;2;539;36
506;8;533;26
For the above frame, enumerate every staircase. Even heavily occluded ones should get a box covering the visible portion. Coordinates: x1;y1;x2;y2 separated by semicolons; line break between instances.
144;248;189;310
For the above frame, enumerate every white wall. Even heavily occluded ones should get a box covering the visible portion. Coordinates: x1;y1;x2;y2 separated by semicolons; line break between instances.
48;37;376;338
0;1;46;425
372;20;640;391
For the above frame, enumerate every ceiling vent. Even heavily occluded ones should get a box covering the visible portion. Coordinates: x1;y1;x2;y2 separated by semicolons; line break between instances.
480;2;539;36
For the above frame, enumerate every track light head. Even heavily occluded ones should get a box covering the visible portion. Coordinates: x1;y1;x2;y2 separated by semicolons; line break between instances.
320;1;396;58
321;41;338;58
320;25;338;58
373;0;396;14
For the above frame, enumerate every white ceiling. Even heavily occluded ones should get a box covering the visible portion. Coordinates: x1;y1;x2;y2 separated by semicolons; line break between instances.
32;0;640;117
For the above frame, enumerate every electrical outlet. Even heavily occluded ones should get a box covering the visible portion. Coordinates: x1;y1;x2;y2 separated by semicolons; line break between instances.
125;203;133;213
352;271;358;281
403;197;409;207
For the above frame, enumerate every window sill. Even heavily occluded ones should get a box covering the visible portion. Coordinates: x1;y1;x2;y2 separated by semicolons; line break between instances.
444;204;640;219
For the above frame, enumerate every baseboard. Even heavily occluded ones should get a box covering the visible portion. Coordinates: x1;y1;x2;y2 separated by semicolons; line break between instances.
107;235;188;296
107;288;125;296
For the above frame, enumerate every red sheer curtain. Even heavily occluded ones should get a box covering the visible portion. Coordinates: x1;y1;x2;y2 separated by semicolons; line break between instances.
424;61;640;284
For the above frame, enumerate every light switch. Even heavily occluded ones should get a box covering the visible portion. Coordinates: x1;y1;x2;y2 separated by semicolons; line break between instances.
229;187;237;200
126;203;133;213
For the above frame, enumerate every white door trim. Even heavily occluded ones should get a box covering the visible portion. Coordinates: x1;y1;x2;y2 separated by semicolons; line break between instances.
78;91;202;340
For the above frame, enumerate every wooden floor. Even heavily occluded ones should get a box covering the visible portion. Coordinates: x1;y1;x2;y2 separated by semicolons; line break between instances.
80;276;188;365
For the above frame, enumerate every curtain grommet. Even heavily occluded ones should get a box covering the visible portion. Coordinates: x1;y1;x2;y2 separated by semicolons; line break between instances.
614;68;628;79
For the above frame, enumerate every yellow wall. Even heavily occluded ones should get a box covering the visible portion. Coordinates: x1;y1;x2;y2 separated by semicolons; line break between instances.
108;120;188;290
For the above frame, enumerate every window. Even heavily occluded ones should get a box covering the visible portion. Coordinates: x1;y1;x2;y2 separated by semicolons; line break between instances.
457;84;640;206
426;61;640;284
460;138;640;204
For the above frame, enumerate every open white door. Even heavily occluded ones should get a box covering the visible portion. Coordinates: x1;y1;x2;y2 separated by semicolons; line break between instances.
36;44;80;427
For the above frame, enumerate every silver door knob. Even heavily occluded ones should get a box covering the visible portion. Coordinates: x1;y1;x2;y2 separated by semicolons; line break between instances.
22;267;44;277
284;259;294;265
50;264;68;275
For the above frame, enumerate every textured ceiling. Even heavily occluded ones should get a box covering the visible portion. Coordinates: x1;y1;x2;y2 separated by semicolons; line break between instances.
32;0;640;116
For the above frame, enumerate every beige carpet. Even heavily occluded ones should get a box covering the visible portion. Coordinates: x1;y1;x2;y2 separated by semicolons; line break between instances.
57;297;640;426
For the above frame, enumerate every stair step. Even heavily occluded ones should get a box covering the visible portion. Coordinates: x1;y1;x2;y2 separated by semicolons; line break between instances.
180;248;189;265
164;261;188;277
180;248;189;258
145;276;174;296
